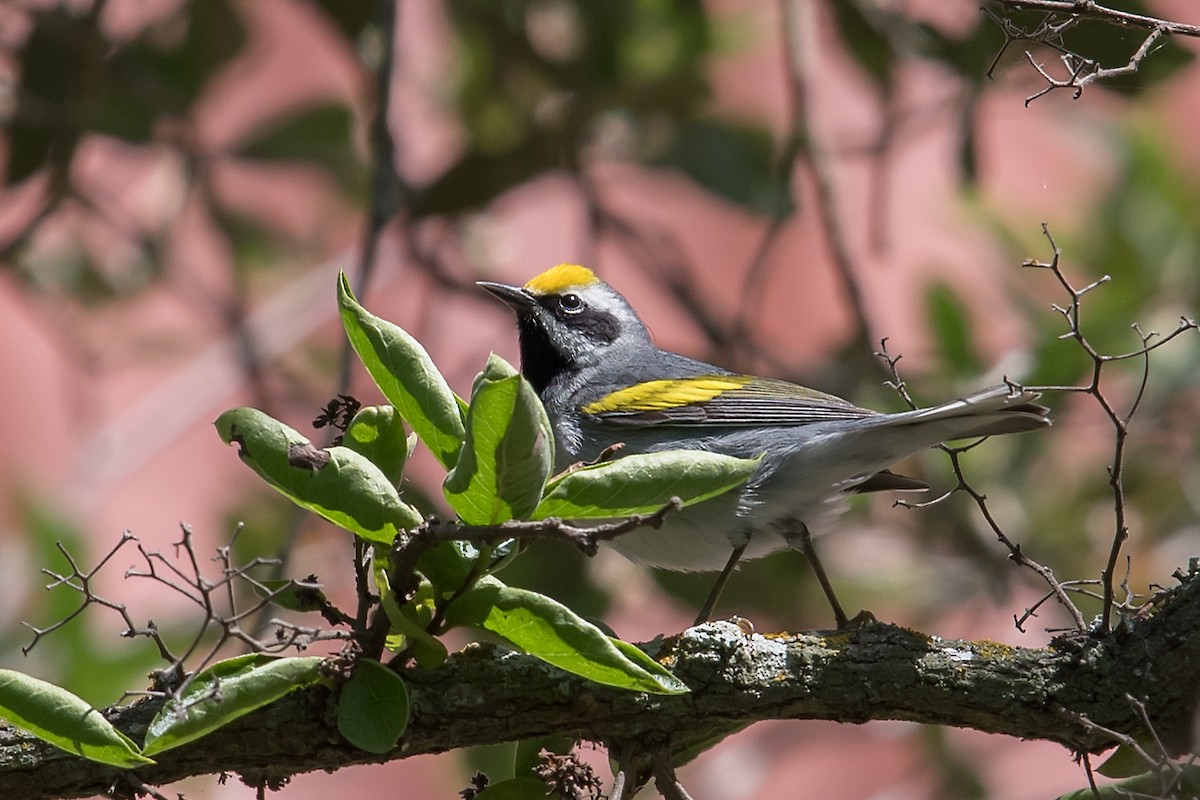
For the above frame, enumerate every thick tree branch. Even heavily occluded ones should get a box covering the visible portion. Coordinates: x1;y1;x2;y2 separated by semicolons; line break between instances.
2;566;1198;800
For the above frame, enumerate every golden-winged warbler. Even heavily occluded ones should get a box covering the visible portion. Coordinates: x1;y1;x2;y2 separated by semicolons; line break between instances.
480;263;1049;626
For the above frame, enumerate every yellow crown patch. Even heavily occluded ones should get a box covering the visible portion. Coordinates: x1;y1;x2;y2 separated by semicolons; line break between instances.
524;263;599;295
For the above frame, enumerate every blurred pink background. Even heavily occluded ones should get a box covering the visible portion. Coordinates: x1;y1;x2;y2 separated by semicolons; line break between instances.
2;1;1199;798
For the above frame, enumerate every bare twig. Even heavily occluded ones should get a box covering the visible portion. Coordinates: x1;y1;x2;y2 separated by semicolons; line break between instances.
417;499;683;559
984;1;1198;103
653;763;696;800
988;1;1200;37
876;339;1088;632
1023;223;1200;634
776;0;873;350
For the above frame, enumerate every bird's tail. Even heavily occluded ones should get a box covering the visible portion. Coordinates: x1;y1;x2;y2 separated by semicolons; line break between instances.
899;384;1050;439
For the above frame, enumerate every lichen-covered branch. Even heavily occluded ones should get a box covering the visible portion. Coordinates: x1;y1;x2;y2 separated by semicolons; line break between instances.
2;567;1198;800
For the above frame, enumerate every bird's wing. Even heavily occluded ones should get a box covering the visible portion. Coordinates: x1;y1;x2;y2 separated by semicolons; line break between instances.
580;375;878;427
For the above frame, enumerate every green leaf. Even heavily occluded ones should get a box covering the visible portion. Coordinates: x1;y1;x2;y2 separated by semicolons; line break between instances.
143;654;324;756
373;558;448;668
514;735;574;777
417;540;482;598
652;120;792;216
337;273;466;468
472;777;551;800
1096;742;1152;779
337;660;410;754
313;0;375;41
831;1;894;87
926;282;981;376
215;407;421;544
252;576;330;614
533;451;760;519
444;354;554;525
343;405;411;485
444;577;688;695
237;104;366;197
1055;764;1200;800
0;669;153;768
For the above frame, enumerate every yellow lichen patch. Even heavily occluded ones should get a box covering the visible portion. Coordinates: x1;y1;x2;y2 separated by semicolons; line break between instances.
583;376;752;414
972;640;1016;660
523;263;599;295
816;630;859;650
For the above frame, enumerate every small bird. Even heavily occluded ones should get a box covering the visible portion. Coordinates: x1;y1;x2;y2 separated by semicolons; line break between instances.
480;263;1050;627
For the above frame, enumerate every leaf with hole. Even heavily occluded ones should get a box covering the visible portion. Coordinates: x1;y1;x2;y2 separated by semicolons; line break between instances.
215;407;422;544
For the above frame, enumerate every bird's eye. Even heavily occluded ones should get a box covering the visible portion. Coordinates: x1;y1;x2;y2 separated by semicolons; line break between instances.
557;293;584;314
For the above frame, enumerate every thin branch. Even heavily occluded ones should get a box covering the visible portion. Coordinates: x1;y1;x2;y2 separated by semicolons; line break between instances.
417;499;683;558
987;1;1200;37
876;340;1087;631
778;0;873;349
1023;223;1199;634
984;1;1196;103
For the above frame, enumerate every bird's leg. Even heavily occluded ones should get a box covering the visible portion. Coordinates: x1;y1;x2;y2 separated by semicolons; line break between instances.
694;542;747;626
786;520;856;630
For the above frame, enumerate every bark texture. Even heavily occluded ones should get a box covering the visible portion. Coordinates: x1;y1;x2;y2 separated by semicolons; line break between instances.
2;568;1198;800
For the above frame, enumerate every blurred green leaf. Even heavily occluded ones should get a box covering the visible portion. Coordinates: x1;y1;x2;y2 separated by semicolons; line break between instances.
0;669;153;768
1096;741;1155;779
926;283;981;376
6;10;106;184
416;0;715;217
513;735;574;777
1055;764;1200;800
215;407;422;543
237;104;366;197
444;576;688;694
444;354;554;525
337;660;409;754
653;120;791;216
534;450;759;519
831;1;894;87
313;0;376;42
252;577;329;614
472;777;550;800
102;0;247;129
142;654;323;756
916;17;1006;86
338;273;467;469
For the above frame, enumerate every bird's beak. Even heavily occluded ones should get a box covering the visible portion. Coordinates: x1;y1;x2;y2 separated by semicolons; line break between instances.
478;280;536;312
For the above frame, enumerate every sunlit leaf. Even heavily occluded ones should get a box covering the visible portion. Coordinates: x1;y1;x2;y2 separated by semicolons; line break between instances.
0;669;153;768
534;451;759;519
445;577;688;695
444;354;554;525
343;405;411;485
143;654;324;756
337;273;466;468
215;407;422;544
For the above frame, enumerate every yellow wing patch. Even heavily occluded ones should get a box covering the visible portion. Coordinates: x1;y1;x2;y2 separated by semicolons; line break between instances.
524;263;599;295
583;376;752;414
